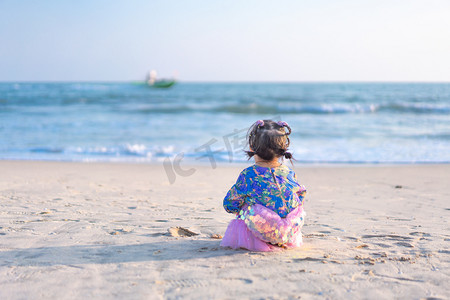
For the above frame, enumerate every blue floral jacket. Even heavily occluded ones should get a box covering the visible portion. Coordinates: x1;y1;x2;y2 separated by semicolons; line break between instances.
223;164;306;218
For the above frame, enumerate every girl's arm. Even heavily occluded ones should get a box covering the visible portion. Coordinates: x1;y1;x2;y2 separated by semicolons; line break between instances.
223;173;247;214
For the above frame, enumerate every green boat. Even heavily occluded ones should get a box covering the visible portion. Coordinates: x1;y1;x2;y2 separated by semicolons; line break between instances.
151;80;176;88
146;70;176;88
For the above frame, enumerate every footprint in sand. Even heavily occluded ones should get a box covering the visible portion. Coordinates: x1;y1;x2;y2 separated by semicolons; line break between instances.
109;228;133;235
409;231;431;237
156;277;252;289
167;227;199;237
292;257;323;262
148;232;167;237
395;242;414;248
373;243;392;248
304;233;328;238
361;234;413;241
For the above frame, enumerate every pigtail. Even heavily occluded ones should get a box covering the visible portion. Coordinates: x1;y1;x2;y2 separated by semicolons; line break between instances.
245;150;256;158
284;152;293;159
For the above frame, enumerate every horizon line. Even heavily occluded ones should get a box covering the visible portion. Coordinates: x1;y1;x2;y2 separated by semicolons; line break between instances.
1;80;450;84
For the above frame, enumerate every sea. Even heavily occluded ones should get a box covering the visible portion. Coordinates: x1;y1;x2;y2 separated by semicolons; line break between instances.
0;82;449;164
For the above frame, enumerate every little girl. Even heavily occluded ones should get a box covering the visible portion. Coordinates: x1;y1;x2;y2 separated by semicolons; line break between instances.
220;119;306;251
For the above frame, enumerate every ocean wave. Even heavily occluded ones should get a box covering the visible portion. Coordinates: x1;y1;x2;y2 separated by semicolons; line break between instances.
25;144;176;158
70;144;177;157
125;101;450;115
6;100;448;115
5;141;449;164
385;102;450;114
3;82;449;115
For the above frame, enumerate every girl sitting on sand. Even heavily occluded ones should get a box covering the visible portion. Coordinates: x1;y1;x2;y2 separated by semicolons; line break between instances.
220;120;307;251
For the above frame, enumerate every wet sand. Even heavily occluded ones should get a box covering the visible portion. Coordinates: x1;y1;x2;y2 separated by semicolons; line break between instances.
0;161;449;299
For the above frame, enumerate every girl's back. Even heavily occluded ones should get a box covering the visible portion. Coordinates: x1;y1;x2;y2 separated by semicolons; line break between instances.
224;164;305;218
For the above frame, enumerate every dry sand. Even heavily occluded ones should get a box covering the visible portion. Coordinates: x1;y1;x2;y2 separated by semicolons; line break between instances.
0;160;449;299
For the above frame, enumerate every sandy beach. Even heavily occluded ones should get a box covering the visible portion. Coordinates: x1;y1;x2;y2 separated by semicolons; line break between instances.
0;160;449;299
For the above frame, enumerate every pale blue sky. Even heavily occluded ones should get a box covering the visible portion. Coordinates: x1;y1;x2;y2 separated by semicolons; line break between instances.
1;0;449;82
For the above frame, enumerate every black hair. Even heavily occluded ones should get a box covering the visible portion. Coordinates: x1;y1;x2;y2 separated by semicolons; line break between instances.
245;119;293;162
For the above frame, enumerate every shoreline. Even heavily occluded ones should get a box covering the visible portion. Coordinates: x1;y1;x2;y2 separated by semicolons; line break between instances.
2;158;449;166
1;160;449;299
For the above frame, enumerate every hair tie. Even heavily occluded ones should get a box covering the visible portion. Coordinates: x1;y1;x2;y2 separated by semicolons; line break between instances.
284;152;292;159
277;121;288;127
256;120;264;127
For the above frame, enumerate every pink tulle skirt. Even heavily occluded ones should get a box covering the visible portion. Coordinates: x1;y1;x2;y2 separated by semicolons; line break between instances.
220;204;305;252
